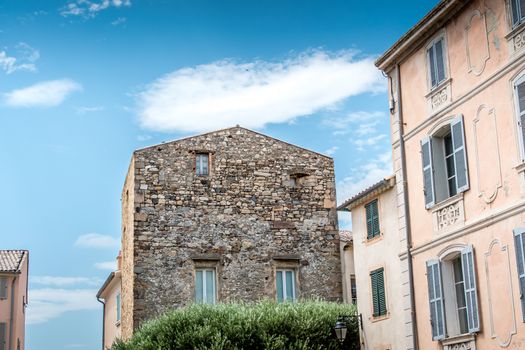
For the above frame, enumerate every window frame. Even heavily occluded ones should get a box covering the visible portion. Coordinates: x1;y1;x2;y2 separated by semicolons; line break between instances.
195;153;210;176
426;32;449;91
0;277;7;300
116;292;121;324
513;227;525;321
276;269;296;303
421;115;469;209
195;268;216;304
513;73;525;163
510;0;525;28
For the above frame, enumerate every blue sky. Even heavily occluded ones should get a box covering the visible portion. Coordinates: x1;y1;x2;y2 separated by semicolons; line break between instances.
0;1;438;349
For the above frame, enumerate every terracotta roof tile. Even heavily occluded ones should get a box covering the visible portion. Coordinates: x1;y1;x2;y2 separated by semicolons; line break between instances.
0;250;28;273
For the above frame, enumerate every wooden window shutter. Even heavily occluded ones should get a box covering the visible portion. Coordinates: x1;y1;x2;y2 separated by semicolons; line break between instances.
514;228;525;321
426;259;446;340
451;115;469;193
421;136;435;208
0;323;5;350
461;244;480;333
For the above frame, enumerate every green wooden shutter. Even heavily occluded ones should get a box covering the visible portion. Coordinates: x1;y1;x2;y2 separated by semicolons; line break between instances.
365;203;373;239
461;245;480;332
371;268;386;317
426;259;445;340
421;136;435;208
365;200;380;239
514;228;525;321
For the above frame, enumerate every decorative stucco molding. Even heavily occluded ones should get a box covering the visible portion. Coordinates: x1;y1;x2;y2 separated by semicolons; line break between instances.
432;195;465;233
426;79;452;113
473;105;502;203
465;10;490;76
484;239;517;348
441;333;476;350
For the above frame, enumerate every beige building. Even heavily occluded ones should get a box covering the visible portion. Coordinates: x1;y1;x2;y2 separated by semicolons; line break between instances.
338;176;404;350
97;253;122;349
367;0;525;348
339;230;356;306
0;250;28;350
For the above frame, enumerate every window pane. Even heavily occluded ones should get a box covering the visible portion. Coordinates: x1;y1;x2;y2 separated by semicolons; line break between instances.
446;156;455;178
458;308;468;334
428;45;437;87
435;39;446;84
518;82;525;113
285;271;294;301
276;271;283;302
512;0;520;25
444;133;453;156
195;270;203;303
520;0;525;23
206;270;215;304
196;154;209;175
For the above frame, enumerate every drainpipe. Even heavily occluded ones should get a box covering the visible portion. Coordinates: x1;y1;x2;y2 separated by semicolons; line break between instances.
97;297;106;350
394;63;419;350
9;276;17;350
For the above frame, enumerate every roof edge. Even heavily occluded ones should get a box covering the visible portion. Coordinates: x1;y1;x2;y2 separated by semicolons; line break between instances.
337;175;396;211
375;0;469;71
96;271;118;299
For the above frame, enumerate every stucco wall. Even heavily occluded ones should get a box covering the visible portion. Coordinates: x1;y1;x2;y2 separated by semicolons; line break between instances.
124;127;342;330
351;187;404;350
102;276;122;349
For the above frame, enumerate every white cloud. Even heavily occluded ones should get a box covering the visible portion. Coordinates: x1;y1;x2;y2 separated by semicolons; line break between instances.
323;111;384;135
4;79;82;108
0;42;39;74
353;134;388;151
356;121;379;136
324;146;339;156
75;105;104;114
111;17;126;26
336;151;393;205
31;276;102;287
61;0;131;18
27;288;100;324
137;50;385;133
94;261;117;270
137;134;152;141
75;233;119;249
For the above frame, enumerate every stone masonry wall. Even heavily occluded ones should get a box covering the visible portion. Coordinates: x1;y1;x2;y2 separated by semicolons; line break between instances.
126;126;342;329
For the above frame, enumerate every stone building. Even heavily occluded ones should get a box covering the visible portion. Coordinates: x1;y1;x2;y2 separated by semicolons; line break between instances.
117;126;342;340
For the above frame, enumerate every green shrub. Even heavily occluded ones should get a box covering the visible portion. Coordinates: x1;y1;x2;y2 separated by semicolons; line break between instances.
111;300;359;350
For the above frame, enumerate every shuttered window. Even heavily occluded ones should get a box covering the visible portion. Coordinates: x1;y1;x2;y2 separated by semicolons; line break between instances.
195;269;216;304
511;0;525;27
513;227;525;321
370;268;386;317
365;200;380;239
276;269;296;302
421;137;435;208
461;245;480;333
421;115;469;208
0;323;5;350
428;37;447;88
426;260;445;340
514;75;525;161
0;278;7;299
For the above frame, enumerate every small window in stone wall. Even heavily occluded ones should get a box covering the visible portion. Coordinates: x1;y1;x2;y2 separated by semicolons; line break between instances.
196;153;209;176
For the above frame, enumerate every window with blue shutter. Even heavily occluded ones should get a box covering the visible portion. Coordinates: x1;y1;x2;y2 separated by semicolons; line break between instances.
461;245;480;333
195;269;216;304
421;137;435;208
370;268;386;317
513;228;525;321
276;269;296;302
451;116;469;193
511;0;525;27
428;37;447;89
426;259;445;340
365;200;380;239
514;75;525;161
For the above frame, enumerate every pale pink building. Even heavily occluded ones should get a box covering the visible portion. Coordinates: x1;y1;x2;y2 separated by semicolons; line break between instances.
0;250;28;350
97;254;122;350
366;0;525;348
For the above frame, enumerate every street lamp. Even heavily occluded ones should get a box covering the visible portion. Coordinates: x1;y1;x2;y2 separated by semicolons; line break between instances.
334;319;347;344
